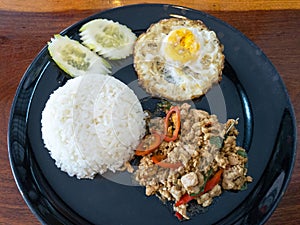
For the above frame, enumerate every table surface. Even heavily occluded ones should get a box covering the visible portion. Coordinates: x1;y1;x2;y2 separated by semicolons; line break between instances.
0;1;299;224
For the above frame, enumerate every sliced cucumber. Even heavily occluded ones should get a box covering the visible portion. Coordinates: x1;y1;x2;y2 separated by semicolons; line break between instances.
48;34;111;77
79;19;137;60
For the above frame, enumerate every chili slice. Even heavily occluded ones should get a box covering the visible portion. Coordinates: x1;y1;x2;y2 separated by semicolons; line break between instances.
203;168;224;193
175;212;183;220
164;106;180;142
151;154;166;163
175;169;224;206
135;133;162;156
151;155;183;169
175;193;195;207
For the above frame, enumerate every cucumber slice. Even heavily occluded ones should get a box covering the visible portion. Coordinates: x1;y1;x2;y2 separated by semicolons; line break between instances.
79;19;137;60
48;34;111;77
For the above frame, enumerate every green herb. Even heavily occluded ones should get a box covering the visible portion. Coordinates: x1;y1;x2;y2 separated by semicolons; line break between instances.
237;149;248;158
240;182;248;191
190;169;213;196
209;136;223;149
189;192;200;197
157;100;172;111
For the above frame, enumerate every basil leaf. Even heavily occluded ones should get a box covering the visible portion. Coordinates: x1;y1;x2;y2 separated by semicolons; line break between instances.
210;136;223;149
237;150;248;158
190;192;200;197
157;100;172;111
240;182;248;191
190;169;213;196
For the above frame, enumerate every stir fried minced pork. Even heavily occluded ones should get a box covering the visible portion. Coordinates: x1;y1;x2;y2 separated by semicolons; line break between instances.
134;103;252;220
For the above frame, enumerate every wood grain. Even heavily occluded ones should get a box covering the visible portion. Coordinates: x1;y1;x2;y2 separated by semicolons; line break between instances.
0;0;300;12
0;7;299;225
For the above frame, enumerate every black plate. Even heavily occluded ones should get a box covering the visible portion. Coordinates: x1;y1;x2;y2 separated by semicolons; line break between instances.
8;4;297;225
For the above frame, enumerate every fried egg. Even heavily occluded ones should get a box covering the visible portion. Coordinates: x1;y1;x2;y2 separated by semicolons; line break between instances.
133;18;225;101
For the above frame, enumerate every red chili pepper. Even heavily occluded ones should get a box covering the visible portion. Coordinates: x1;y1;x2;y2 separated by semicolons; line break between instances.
151;154;166;163
164;106;180;142
151;155;182;169
175;193;195;207
135;133;162;156
203;169;224;193
175;211;183;220
175;169;224;207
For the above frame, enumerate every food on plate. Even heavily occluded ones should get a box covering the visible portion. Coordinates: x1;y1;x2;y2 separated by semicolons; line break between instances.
133;18;225;101
43;15;250;220
48;34;111;77
41;74;145;179
80;19;137;59
134;103;252;220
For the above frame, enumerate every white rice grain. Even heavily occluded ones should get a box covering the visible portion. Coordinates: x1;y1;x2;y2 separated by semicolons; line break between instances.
41;74;145;179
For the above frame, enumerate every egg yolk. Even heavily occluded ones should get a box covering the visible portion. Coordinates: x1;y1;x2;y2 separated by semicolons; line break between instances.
165;28;200;63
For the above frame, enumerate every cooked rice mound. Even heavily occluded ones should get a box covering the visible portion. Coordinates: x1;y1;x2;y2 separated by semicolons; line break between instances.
41;74;145;179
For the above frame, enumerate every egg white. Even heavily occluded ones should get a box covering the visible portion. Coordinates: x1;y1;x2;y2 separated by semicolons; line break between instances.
133;18;225;101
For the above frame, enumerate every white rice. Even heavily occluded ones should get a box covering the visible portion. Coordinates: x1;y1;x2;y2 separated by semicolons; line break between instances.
41;74;145;179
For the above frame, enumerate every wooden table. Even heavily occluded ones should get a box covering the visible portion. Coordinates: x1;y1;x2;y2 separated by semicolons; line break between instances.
0;1;299;224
